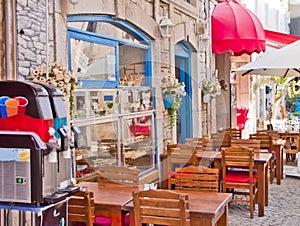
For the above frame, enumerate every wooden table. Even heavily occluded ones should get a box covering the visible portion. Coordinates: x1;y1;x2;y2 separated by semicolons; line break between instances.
278;131;300;152
160;151;272;217
78;182;144;226
125;190;232;226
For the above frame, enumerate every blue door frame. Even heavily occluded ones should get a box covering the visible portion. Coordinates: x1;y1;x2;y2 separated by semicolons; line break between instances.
175;43;192;143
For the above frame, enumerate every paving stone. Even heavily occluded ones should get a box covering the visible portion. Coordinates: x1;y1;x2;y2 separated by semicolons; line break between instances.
228;172;300;225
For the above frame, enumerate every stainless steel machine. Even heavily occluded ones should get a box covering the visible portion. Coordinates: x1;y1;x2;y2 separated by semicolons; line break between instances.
0;81;78;205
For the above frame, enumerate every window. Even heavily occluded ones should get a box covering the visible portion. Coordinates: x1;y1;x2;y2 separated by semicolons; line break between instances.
68;16;152;88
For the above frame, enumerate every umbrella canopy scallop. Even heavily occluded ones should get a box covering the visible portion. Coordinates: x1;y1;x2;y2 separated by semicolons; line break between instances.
212;1;266;56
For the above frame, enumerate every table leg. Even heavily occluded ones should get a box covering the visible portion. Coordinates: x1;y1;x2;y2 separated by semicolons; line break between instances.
216;205;228;226
257;163;265;217
129;210;134;226
275;145;282;185
264;162;269;206
111;210;123;226
213;160;221;192
159;154;168;189
281;147;284;180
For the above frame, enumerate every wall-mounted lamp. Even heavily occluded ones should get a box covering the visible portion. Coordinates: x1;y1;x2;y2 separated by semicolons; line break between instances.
69;0;80;5
219;80;229;91
156;15;174;38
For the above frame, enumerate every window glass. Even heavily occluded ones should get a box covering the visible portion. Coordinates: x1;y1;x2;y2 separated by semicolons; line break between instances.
70;38;116;82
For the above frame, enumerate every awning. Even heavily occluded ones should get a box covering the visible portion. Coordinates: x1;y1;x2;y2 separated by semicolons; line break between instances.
232;40;300;77
265;30;300;49
212;1;266;56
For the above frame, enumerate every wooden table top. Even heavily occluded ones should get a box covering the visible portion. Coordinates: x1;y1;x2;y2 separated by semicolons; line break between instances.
125;190;232;218
195;151;272;163
78;181;144;209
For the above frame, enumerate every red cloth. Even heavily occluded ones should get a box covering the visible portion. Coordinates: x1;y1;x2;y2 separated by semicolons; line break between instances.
236;106;249;130
212;1;266;55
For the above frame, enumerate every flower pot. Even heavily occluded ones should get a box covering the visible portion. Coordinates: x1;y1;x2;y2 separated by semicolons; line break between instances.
203;94;211;103
163;97;173;109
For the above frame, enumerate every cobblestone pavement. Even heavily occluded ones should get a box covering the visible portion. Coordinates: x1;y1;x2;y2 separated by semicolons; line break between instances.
228;161;300;226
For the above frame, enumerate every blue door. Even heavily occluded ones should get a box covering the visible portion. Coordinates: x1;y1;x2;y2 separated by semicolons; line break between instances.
175;43;192;143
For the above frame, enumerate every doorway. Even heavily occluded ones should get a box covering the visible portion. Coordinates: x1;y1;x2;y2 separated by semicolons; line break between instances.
175;43;192;143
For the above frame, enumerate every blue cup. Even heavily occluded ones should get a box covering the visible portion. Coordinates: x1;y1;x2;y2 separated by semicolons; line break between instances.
0;96;10;118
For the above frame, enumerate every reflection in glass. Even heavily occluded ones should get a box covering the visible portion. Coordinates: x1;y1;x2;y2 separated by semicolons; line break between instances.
75;122;118;177
70;39;116;81
123;115;154;172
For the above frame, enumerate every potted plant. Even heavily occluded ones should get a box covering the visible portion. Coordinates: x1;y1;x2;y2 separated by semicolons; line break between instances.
28;63;78;118
161;74;186;127
201;79;221;103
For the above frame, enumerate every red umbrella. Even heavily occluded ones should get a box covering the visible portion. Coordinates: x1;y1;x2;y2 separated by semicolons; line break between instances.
212;0;266;56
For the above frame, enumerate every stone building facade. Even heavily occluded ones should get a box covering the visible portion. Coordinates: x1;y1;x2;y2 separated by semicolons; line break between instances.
0;0;218;156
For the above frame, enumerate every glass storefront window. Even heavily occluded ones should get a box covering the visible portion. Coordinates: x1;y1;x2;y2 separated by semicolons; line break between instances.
70;39;116;82
68;17;151;88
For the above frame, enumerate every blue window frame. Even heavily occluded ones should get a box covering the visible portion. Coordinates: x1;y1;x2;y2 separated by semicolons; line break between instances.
67;16;152;88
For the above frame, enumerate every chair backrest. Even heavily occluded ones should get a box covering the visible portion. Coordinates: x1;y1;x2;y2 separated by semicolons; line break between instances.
231;139;261;153
211;131;232;148
185;137;215;151
132;189;190;226
173;165;219;192
221;146;255;183
249;132;272;151
68;191;95;226
185;137;209;146
167;144;198;167
97;166;140;185
225;128;242;139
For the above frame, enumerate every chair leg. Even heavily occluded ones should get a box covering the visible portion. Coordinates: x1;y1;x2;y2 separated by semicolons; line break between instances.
250;186;254;219
269;159;275;184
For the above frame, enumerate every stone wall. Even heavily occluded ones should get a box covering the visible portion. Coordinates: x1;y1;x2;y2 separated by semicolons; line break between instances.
0;0;4;80
16;0;47;79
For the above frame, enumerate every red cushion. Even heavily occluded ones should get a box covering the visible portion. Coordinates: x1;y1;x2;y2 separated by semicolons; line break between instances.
225;170;257;183
168;171;176;178
94;214;130;226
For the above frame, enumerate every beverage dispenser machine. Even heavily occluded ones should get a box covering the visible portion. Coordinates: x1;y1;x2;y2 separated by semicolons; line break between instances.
0;81;77;205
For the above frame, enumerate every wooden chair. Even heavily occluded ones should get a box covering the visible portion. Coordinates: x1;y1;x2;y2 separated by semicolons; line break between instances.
185;137;209;146
132;189;190;226
68;190;129;226
68;191;95;226
231;139;261;153
97;165;140;185
185;137;215;151
211;131;232;149
225;128;242;139
221;146;257;219
167;144;198;189
249;132;276;183
172;165;219;192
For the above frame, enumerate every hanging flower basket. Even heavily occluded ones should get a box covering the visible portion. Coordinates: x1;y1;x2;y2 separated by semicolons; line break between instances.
161;74;186;127
163;96;174;109
201;79;221;103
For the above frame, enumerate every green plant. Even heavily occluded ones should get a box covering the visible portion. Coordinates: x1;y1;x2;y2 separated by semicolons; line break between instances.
106;102;113;109
28;63;78;118
161;74;186;127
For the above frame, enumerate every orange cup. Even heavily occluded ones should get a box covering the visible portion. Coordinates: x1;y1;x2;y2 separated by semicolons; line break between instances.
5;99;19;117
14;96;28;115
